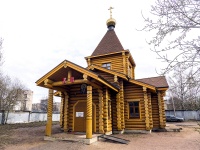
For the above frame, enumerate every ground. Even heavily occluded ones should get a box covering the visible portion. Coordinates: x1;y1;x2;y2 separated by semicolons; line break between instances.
0;121;200;150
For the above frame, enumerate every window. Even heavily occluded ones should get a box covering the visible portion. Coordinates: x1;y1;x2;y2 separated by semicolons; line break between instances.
128;101;140;119
102;63;111;70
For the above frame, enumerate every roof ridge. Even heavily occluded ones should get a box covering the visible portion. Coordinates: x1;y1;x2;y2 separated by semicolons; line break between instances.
136;76;165;80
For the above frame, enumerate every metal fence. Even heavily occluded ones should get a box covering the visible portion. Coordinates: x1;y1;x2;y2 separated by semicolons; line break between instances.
0;112;60;124
165;110;200;121
0;110;199;124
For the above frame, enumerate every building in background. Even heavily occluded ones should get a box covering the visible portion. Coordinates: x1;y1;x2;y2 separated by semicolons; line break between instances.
32;98;60;112
14;90;33;111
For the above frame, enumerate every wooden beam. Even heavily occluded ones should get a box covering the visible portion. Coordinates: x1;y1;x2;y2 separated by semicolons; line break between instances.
86;86;92;139
143;87;150;130
87;80;102;90
60;94;64;128
63;92;69;132
98;89;104;133
83;74;88;80
52;79;87;86
67;69;72;82
157;88;168;91
104;87;109;132
45;89;53;136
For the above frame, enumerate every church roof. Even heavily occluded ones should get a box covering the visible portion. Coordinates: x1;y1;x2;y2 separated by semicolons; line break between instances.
35;60;119;92
91;29;124;56
136;76;168;88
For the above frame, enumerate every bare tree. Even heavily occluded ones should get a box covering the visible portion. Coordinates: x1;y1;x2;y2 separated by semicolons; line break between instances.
142;0;200;76
0;38;3;67
0;76;25;124
167;64;200;110
0;38;28;124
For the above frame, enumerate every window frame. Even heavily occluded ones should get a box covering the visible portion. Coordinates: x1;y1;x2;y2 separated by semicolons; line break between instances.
102;62;111;70
127;100;141;120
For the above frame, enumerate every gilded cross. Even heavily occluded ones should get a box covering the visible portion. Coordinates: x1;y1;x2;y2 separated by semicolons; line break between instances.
108;6;114;18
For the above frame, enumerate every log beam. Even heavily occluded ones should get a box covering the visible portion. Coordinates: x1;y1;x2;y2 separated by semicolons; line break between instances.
86;86;92;139
63;92;69;132
52;79;87;86
98;89;104;133
60;94;64;128
103;88;109;132
116;92;121;130
158;91;165;128
119;80;125;129
45;89;53;136
143;87;150;130
67;69;72;81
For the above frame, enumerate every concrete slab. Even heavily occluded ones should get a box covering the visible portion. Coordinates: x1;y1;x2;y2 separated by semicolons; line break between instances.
44;133;102;145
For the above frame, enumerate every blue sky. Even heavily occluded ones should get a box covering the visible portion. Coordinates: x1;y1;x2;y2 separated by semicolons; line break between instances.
0;0;165;103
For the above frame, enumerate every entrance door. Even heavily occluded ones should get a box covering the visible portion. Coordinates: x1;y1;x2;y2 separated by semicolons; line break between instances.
74;101;95;132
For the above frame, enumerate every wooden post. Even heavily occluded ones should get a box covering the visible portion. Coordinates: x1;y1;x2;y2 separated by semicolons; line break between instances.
64;93;69;132
158;91;165;128
87;58;91;66
86;86;92;139
98;89;104;133
132;66;135;79
68;69;72;81
60;94;64;128
122;52;126;74
103;88;109;132
116;92;121;130
45;89;53;136
148;93;153;129
119;80;125;129
143;87;150;130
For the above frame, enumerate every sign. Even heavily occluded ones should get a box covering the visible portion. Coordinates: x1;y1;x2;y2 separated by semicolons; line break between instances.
62;78;66;84
76;112;84;117
70;77;74;83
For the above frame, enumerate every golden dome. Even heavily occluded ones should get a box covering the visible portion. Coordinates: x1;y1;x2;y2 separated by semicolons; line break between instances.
106;18;116;27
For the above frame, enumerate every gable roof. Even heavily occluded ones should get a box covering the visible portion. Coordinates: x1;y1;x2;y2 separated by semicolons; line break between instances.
91;29;124;56
89;64;159;91
88;64;128;80
136;76;169;88
35;60;119;92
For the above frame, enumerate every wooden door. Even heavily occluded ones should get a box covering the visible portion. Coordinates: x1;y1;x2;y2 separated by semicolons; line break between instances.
74;101;95;132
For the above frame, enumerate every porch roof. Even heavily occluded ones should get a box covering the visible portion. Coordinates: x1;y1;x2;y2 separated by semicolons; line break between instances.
35;60;119;92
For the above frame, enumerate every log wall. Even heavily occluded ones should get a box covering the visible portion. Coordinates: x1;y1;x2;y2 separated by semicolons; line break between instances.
124;82;146;130
90;53;124;74
151;93;160;128
95;70;114;83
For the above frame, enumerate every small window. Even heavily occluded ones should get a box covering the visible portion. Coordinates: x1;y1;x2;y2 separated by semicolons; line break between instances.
102;63;111;70
128;101;140;119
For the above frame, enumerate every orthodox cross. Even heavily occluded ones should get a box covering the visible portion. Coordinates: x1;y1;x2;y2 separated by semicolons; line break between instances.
108;6;114;18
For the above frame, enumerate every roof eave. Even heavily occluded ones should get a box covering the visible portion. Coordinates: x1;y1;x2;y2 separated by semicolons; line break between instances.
85;50;129;60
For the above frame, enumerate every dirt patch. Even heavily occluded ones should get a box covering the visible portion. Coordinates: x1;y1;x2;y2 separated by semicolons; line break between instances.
0;122;59;150
1;121;200;150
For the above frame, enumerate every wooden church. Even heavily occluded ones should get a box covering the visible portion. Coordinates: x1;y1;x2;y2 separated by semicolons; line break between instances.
36;8;168;139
